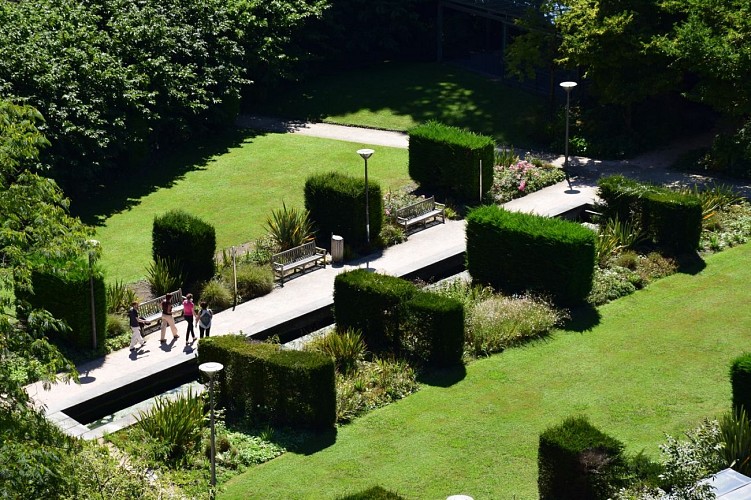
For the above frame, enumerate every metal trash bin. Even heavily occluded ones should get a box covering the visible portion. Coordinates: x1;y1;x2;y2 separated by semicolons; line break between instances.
331;235;344;263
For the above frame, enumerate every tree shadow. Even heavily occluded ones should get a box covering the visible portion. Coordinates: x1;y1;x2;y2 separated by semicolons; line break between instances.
71;128;266;226
252;61;549;149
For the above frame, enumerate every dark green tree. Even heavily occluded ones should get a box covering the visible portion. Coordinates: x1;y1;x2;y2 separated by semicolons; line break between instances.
553;0;680;130
0;99;93;498
658;0;751;119
0;0;327;192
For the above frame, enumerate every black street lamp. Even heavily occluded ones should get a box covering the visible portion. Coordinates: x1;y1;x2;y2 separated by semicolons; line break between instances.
560;81;577;191
87;239;100;350
199;361;224;497
357;149;375;245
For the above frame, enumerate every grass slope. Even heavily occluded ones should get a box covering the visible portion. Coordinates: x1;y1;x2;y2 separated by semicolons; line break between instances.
88;132;410;283
254;61;548;148
220;243;751;499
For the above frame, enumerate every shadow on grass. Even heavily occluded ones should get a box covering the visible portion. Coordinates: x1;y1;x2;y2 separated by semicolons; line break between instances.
563;304;602;333
71;128;266;226
252;61;550;149
417;363;467;387
256;425;337;456
676;252;706;275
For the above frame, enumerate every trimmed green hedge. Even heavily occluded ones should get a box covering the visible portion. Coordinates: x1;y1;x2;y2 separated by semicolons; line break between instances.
408;121;494;201
305;171;383;249
18;263;106;350
597;175;702;253
597;175;650;224
466;205;595;306
641;190;702;253
198;335;336;429
153;210;216;286
731;353;751;415
538;416;626;499
403;291;464;366
334;270;464;366
334;270;416;352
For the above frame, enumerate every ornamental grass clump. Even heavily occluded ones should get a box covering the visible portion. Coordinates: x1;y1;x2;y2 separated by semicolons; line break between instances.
335;357;418;423
594;218;645;266
136;388;206;465
264;202;315;251
106;279;138;313
720;408;751;476
466;294;567;356
305;328;367;375
146;256;185;296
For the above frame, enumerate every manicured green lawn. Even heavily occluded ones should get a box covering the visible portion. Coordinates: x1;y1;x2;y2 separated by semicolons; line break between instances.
220;243;751;499
88;132;410;284
254;61;549;148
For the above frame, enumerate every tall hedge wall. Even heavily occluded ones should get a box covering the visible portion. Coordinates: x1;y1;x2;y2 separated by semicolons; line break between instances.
466;206;595;306
305;171;383;249
198;334;336;429
18;265;106;349
538;416;626;499
597;175;702;253
334;269;416;352
408;121;494;201
152;209;216;286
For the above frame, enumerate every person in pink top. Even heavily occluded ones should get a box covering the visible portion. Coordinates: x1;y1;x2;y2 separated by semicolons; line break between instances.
182;293;196;344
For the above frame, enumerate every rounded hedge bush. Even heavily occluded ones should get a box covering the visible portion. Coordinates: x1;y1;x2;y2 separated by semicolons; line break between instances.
731;353;751;414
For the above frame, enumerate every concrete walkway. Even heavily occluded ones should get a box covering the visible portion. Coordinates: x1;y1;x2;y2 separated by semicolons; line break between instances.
26;116;751;439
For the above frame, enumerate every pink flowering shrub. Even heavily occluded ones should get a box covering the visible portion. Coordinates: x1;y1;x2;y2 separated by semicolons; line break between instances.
490;159;565;203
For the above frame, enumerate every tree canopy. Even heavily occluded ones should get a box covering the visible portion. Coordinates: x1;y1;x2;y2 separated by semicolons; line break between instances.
506;0;751;164
0;99;93;498
0;0;327;192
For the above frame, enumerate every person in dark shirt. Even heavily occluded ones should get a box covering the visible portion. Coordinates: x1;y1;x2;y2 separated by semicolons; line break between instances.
128;301;147;352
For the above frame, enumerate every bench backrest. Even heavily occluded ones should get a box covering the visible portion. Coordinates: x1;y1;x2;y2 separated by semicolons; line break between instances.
138;287;183;319
273;241;316;265
396;196;435;220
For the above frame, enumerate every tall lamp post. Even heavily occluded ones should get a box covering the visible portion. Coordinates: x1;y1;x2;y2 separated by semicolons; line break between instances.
87;239;100;350
357;149;375;245
560;81;577;191
199;362;224;497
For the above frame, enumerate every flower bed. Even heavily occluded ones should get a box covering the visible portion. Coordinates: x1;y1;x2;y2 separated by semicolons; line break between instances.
490;159;566;204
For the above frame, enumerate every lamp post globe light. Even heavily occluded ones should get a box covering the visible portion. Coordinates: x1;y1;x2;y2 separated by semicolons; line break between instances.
87;239;100;350
199;362;224;496
357;149;375;245
560;81;577;190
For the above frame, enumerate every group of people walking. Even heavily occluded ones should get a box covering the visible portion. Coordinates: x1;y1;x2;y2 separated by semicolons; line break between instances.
128;292;214;353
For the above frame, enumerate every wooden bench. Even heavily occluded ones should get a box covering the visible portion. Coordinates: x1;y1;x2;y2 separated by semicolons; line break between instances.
395;196;446;238
138;288;184;329
271;241;327;286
